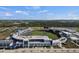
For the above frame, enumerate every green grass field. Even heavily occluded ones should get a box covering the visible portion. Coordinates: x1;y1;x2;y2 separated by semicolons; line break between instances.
76;27;79;32
32;30;58;39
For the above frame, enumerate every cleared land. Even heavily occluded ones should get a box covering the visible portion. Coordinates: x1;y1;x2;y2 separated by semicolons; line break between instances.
62;39;79;48
0;27;16;39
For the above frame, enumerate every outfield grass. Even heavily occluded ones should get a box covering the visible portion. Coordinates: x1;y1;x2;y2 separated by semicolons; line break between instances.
31;27;44;30
76;27;79;32
32;30;58;39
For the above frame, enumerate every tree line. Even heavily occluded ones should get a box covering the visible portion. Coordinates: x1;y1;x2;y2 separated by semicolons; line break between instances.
0;20;79;27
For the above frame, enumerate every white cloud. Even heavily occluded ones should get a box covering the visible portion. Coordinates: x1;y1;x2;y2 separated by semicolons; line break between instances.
47;11;79;20
32;6;40;9
66;11;79;19
39;10;48;13
15;10;29;15
16;10;23;13
0;7;10;10
4;12;12;16
68;11;76;16
0;12;13;16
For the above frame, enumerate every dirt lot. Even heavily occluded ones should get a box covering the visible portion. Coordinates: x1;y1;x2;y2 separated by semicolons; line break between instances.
0;27;16;39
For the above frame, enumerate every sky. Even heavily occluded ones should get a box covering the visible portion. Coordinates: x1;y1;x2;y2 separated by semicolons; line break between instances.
0;6;79;20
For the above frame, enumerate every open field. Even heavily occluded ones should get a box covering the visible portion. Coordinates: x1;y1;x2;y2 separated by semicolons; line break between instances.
0;27;16;39
31;27;44;30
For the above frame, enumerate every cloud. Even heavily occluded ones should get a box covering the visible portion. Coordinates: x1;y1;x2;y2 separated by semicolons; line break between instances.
68;11;77;16
0;12;13;16
45;11;79;20
39;10;48;13
15;10;29;15
32;6;40;9
66;11;79;19
4;12;13;16
0;7;10;10
16;10;23;13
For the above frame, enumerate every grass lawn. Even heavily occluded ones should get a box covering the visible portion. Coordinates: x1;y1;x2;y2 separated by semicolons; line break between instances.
76;27;79;32
31;27;44;30
32;30;58;39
